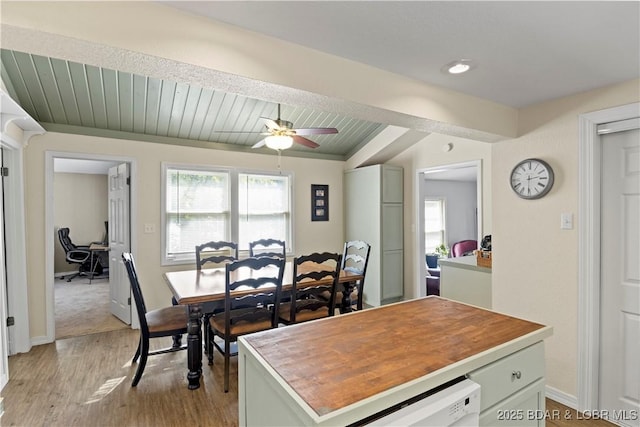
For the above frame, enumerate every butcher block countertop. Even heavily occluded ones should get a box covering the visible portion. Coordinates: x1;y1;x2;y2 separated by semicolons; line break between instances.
239;296;552;421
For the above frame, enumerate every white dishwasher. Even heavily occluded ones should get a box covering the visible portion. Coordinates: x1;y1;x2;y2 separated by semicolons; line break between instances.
365;378;481;427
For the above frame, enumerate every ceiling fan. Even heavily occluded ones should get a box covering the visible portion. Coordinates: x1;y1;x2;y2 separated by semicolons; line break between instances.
249;104;339;151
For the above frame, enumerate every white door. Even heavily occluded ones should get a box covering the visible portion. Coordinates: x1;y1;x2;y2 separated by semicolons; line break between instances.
599;124;640;426
0;148;9;390
109;163;131;324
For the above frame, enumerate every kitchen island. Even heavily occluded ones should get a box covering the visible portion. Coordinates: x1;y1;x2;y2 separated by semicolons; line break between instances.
238;296;552;426
439;255;492;308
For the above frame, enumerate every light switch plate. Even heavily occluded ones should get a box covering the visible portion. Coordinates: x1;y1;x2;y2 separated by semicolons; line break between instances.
561;213;573;230
144;223;155;233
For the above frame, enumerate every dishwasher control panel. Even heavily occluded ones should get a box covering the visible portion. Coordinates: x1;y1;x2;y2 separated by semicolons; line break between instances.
365;378;481;426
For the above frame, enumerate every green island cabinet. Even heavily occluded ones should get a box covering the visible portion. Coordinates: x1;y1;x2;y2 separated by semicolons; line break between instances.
344;164;404;306
238;297;553;426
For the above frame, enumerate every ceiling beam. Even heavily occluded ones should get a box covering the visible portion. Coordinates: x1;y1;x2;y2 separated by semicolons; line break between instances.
1;2;518;144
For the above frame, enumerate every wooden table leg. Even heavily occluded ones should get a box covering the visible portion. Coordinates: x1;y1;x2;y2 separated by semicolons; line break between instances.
186;304;202;390
88;250;97;284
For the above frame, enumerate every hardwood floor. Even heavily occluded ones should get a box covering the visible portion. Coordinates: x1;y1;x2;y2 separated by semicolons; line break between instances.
55;277;128;339
0;329;619;426
546;399;616;427
1;330;239;426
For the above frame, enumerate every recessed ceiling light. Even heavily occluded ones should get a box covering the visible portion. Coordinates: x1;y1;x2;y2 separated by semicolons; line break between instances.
442;59;476;75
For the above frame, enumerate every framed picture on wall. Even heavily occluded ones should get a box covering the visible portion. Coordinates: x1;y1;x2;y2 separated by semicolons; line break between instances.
311;184;329;221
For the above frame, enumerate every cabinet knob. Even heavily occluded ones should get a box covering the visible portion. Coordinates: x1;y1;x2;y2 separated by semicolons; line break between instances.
512;370;522;380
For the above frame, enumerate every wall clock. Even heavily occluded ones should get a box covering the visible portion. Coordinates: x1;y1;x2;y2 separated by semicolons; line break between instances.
510;158;555;199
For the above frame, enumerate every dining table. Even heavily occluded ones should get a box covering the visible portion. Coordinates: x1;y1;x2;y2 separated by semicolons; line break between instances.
163;260;364;390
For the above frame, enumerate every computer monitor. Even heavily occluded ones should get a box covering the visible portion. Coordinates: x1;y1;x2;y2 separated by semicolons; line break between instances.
103;221;109;245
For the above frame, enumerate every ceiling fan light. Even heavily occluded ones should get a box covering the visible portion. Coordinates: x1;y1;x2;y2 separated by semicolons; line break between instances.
265;135;293;150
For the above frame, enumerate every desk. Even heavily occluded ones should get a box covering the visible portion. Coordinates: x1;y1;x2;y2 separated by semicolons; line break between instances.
164;262;364;390
88;243;108;283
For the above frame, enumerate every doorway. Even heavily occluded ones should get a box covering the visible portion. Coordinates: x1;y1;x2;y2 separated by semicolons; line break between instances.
577;103;640;417
1;147;9;390
415;160;482;298
598;122;639;424
46;152;135;342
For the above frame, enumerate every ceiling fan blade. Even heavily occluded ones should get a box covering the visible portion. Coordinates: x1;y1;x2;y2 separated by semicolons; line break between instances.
294;127;338;136
252;138;267;149
260;117;281;131
292;135;320;149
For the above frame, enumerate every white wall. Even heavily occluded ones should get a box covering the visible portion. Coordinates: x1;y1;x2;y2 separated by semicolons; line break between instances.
24;132;346;340
424;179;477;250
53;172;108;273
492;79;639;400
392;78;640;403
4;0;640;406
392;133;493;300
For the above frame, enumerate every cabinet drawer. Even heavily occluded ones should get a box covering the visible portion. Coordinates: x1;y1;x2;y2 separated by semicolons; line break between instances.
479;378;545;427
468;342;545;412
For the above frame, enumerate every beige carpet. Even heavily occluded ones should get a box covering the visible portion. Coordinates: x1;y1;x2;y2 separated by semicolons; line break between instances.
55;277;129;339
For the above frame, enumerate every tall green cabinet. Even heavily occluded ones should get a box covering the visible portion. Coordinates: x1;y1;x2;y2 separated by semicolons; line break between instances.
344;164;404;306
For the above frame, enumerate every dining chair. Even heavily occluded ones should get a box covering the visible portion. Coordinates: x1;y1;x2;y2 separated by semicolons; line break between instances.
194;240;239;358
196;240;239;269
122;252;188;387
248;238;286;259
207;256;285;392
278;252;342;325
337;240;371;312
317;241;371;313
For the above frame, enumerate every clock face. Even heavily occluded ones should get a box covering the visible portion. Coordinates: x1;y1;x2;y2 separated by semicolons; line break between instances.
510;158;555;199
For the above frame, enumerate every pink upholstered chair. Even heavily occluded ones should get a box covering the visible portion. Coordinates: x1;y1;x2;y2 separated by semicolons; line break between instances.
451;240;478;257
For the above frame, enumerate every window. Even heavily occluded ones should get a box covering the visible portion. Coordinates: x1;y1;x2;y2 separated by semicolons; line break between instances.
424;199;446;254
238;173;290;249
162;164;292;264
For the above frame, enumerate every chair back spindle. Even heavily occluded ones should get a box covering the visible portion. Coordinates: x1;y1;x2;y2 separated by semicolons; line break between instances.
248;238;286;259
340;240;371;311
122;252;148;331
195;241;238;270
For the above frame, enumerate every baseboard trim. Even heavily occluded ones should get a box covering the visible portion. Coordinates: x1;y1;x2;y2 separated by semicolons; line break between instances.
31;335;52;347
546;385;578;409
54;270;78;279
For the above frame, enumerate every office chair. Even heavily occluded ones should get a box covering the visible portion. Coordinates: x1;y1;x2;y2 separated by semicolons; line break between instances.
57;227;92;282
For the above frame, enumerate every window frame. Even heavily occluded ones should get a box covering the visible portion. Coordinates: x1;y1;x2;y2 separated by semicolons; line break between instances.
161;162;294;266
424;197;447;255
